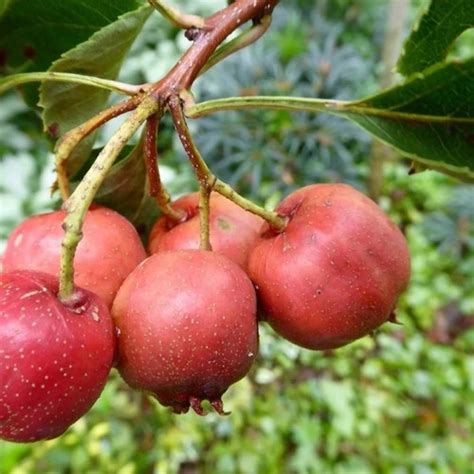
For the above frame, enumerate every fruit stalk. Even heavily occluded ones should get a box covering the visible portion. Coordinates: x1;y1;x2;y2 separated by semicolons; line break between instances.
55;96;143;200
198;185;212;250
169;97;287;231
144;112;185;222
59;97;159;301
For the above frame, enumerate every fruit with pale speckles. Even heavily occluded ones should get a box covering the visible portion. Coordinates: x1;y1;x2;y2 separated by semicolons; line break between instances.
3;206;147;308
148;192;263;270
112;250;258;415
248;184;411;350
0;270;115;442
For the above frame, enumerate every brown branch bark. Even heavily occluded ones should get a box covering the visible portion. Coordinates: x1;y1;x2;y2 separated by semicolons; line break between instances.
58;0;282;299
150;0;279;98
55;0;279;197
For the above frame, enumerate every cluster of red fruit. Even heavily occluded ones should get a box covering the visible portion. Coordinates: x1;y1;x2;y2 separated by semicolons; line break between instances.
0;184;410;442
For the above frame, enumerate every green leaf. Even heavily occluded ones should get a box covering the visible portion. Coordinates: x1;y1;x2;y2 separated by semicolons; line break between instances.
397;0;474;76
188;59;474;181
0;0;144;103
39;5;151;177
348;59;474;181
0;0;144;73
0;0;8;16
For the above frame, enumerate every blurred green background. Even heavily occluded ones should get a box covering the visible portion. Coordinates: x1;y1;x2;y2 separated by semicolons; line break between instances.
1;1;473;473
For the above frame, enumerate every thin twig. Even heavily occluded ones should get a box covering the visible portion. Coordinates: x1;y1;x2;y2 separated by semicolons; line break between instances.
169;95;287;231
199;15;272;76
144;113;185;222
148;0;205;29
55;97;141;201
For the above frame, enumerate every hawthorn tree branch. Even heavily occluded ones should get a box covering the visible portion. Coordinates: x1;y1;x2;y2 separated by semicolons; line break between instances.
54;0;280;203
149;0;279;94
58;0;281;300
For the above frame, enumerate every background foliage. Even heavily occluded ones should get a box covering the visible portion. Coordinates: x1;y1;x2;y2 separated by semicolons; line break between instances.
1;1;473;473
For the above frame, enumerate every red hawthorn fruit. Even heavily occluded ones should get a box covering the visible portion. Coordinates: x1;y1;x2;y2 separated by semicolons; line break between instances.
148;192;263;270
3;206;147;308
248;184;411;350
0;270;115;442
112;250;258;415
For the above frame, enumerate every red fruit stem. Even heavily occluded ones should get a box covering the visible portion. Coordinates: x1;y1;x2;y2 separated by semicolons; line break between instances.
55;95;143;201
144;112;185;222
58;0;282;301
169;98;287;231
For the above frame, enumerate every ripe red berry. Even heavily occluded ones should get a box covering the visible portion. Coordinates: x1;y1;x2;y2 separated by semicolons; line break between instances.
3;206;147;308
248;184;411;350
148;192;263;270
112;250;258;415
0;270;115;442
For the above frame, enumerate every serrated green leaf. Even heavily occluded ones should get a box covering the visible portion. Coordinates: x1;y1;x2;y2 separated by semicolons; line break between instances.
0;0;144;104
348;59;474;181
397;0;474;76
39;5;151;177
189;59;474;181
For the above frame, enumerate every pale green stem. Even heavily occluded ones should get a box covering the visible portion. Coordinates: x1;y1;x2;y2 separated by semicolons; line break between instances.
0;72;144;96
185;95;474;124
59;97;159;301
148;0;205;28
186;96;345;117
199;15;272;76
212;178;288;229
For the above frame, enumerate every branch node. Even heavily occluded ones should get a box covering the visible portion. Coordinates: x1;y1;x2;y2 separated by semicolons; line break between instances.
185;27;202;42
